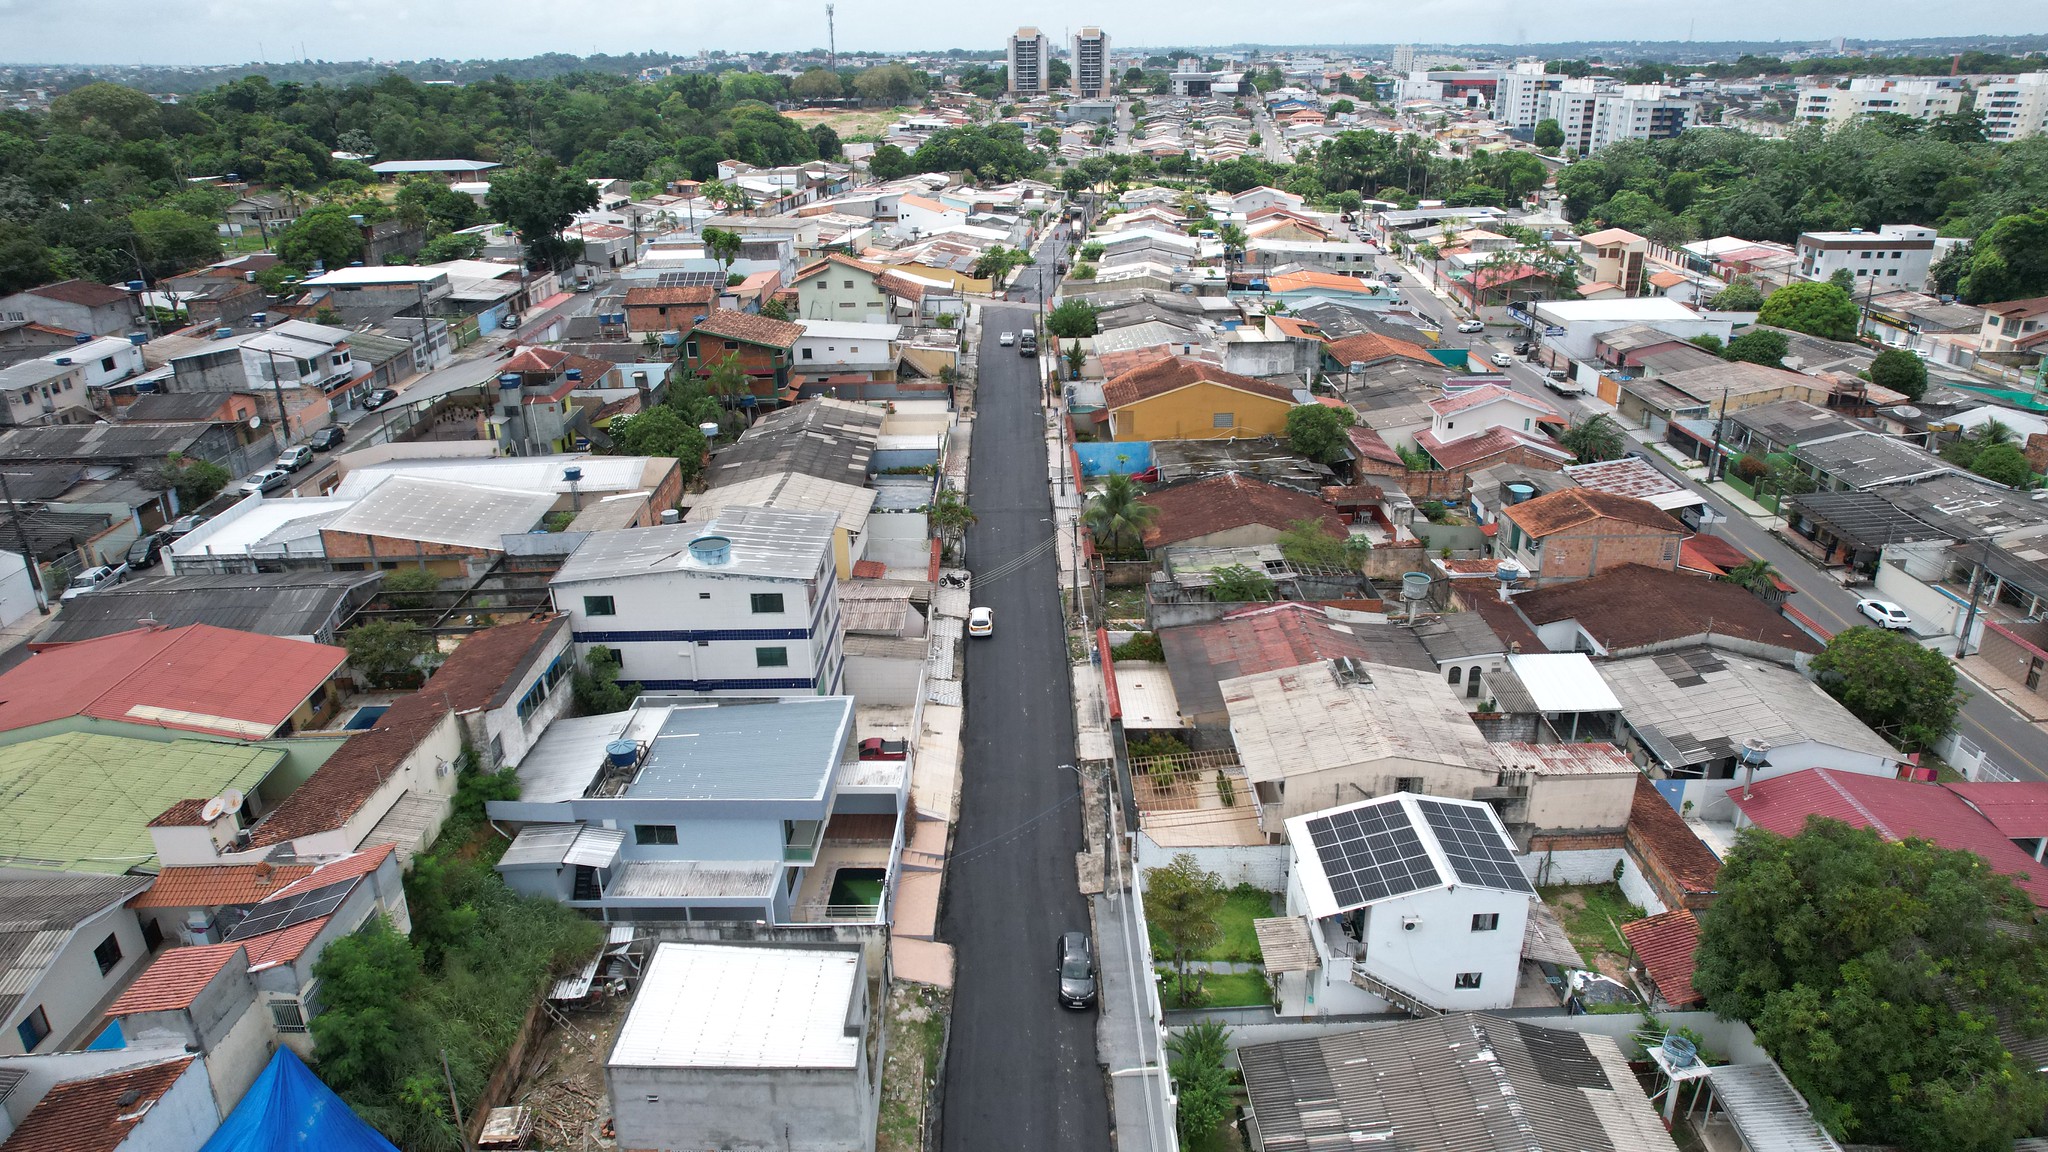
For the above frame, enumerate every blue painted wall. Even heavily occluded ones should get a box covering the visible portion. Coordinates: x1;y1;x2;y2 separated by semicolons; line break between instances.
1074;441;1154;477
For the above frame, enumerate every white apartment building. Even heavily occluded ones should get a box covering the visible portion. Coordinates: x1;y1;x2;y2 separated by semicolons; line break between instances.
550;507;845;696
1007;27;1049;96
1980;72;2048;142
1796;224;1935;291
1797;77;1962;128
1588;85;1694;151
1494;59;1563;130
1072;28;1111;99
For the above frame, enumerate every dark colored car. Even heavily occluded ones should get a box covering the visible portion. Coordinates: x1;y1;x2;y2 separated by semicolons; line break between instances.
125;532;166;570
310;426;346;451
858;738;908;761
1057;931;1098;1009
166;514;207;540
363;388;400;410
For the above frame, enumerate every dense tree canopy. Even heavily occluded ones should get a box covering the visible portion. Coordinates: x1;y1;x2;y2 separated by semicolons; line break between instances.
1867;347;1928;400
1809;625;1963;751
1758;281;1861;341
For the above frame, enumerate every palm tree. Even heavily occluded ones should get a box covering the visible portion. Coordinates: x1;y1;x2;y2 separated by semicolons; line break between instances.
926;486;976;559
1556;413;1626;464
1725;559;1779;596
1974;419;2017;448
1082;474;1158;557
1216;223;1249;277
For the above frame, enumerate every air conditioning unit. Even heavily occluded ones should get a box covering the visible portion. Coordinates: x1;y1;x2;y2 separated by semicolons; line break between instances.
1401;915;1422;932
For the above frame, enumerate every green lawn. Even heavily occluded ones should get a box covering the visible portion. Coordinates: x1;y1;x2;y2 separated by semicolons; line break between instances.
1159;968;1271;1009
1540;882;1645;962
1185;1116;1247;1152
1149;886;1275;963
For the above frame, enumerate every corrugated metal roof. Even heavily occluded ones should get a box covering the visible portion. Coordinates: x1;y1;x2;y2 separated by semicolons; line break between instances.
631;697;851;801
553;507;836;585
40;571;380;645
1223;660;1493;786
686;474;875;535
1522;901;1586;968
610;943;861;1069
1600;650;1896;769
1253;917;1319;973
0;870;150;1019
564;826;626;868
325;475;556;550
498;825;581;868
1706;1063;1846;1152
606;861;781;900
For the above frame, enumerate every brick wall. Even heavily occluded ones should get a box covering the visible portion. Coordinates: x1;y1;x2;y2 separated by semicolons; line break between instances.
1980;620;2048;702
1359;443;1566;504
2026;433;2048;477
1531;521;1682;583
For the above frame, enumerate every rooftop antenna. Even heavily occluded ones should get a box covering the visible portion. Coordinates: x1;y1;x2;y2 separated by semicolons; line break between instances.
826;3;837;72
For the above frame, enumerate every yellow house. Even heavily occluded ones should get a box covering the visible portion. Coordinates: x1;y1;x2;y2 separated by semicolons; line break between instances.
1102;357;1297;442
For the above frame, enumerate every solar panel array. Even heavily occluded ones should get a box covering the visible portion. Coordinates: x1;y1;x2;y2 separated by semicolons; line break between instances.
1305;802;1440;909
1415;799;1535;894
654;271;725;289
226;878;355;941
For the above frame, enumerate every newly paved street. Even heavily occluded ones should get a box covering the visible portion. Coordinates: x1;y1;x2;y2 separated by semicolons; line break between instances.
939;238;1113;1151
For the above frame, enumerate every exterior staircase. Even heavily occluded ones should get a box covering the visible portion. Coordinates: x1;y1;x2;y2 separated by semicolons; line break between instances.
1350;965;1445;1018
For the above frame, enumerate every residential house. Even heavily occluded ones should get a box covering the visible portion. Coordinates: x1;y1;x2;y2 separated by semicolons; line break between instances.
1561;457;1710;528
792;320;901;396
1796;225;1935;291
1576;227;1649;295
1239;1015;1678;1152
367;159;500;182
1531;298;1731;365
1622;359;1833;442
1790;430;1951;493
697;398;884;578
0;1055;217;1152
0;871;152;1055
1601;646;1905;819
1319;331;1440;378
625;286;719;337
607;943;873;1152
1721;399;1863;458
37;571;380;646
1507;563;1822;659
414;615;574;771
1414;384;1567;471
0;281;137;338
1156;603;1436;736
1496;489;1684;585
552;509;843;695
488;346;617;455
0;357;94;427
1139;473;1346;553
1101;358;1297;442
1979;296;2048;359
1278;793;1537;1014
680;310;802;405
791;254;891;322
161;260;273;328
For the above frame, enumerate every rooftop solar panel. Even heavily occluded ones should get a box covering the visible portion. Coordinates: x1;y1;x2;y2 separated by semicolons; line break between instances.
1415;798;1535;895
654;271;724;289
226;878;356;940
1305;800;1441;909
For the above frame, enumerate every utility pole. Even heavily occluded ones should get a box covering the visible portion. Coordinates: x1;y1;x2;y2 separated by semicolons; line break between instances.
1958;534;1995;660
826;3;836;72
261;348;294;441
0;468;49;614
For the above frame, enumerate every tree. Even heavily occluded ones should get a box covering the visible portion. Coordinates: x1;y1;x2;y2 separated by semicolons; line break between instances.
380;567;441;610
1208;563;1277;601
867;144;913;180
1691;820;2048;1152
1827;267;1857;293
1759;281;1861;341
1723;559;1780;597
1169;1020;1234;1143
486;157;600;271
759;295;792;321
791;68;842;100
308;919;430;1093
704;351;755;410
1284;403;1356;463
1080;241;1106;262
808;123;842;159
1867;348;1928;400
1556;413;1626;464
1708;281;1765;311
276;206;364;272
128;208;222;280
1725;328;1791;366
342;620;440;689
1958;209;2048;304
1688;334;1726;355
1533;118;1565;151
1970;443;2033;487
1081;474;1157;557
1046;298;1101;339
1809;626;1963;751
970;245;1029;283
1146;853;1225;1007
926;486;976;557
610;407;708;475
1941;419;2018;472
701;227;744;279
1064;340;1086;379
1215;222;1248;271
572;648;640;714
1278;518;1351;569
163;454;230;508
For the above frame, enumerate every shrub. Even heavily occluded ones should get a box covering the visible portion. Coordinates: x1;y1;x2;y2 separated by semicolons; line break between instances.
1734;454;1771;482
1111;632;1164;662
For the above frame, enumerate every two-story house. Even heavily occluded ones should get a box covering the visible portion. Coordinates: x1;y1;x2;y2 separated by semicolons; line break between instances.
0;872;152;1055
489;346;615;455
1981;296;2048;359
1576;228;1648;295
0;280;138;337
680;310;802;407
0;356;94;427
551;507;844;695
624;285;718;336
1414;383;1566;469
1497;488;1684;585
792;320;901;392
792;254;891;321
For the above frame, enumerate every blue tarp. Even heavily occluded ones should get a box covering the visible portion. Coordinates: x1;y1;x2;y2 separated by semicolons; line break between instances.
1073;441;1153;477
199;1048;399;1152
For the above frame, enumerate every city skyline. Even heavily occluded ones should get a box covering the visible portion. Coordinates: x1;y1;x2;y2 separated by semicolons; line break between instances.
1;0;2043;68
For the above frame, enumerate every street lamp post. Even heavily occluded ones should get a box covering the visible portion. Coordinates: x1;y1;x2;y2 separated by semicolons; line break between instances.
261;348;295;442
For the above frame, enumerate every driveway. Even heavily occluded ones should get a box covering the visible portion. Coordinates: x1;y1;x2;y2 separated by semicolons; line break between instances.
939;237;1112;1152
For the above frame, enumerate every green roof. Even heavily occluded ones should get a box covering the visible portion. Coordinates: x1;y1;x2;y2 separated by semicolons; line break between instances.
0;733;283;873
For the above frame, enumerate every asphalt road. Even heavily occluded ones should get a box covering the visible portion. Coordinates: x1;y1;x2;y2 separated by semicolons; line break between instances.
939;238;1112;1152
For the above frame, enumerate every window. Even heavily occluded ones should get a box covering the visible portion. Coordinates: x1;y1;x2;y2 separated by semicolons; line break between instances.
1454;972;1483;989
1471;913;1500;932
684;340;699;359
801;347;814;359
756;646;790;668
1212;412;1234;429
1394;776;1424;794
1448;667;1462;685
100;357;116;372
699;591;712;599
270;1001;307;1033
751;593;786;614
15;1007;48;1051
814;278;827;288
93;933;122;975
634;824;679;846
843;280;854;289
723;340;739;350
582;595;616;617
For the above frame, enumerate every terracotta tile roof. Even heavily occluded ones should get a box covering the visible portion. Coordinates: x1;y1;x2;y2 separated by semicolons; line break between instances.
1734;769;2048;907
1501;488;1683;537
1456;589;1545;654
1416;425;1574;470
624;286;716;307
0;1057;194;1152
1946;782;2048;840
693;308;802;349
146;798;212;828
1429;383;1559;419
1468;263;1545;292
1102;356;1294;410
1580;227;1646;246
1345;425;1404;467
1268;270;1381;295
1629;777;1722;897
1510;563;1820;655
0;624;347;740
1983;295;2048;320
851;560;887;578
1677;533;1752;576
1575;280;1620;296
1648;271;1689;289
1096;346;1183;380
129;862;317;908
1158;602;1434;720
404;616;564;713
1323;332;1437;368
19;278;131;308
1620;910;1703;1007
796;253;882;280
260;844;394;902
873;271;926;302
107;943;245;1015
1267;316;1322;341
1139;473;1345;548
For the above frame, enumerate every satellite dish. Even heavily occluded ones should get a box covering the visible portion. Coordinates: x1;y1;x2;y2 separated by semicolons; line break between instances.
248;415;262;429
1892;406;1922;419
200;797;227;822
218;788;244;812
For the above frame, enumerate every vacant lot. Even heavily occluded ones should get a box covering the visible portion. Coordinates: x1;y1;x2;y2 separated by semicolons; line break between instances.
783;106;907;139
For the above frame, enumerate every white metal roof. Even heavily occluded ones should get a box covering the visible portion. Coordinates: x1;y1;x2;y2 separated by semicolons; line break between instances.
301;267;449;287
1533;298;1704;324
612;943;860;1070
325;475;555;550
685;477;874;535
1505;653;1621;714
796;320;903;340
554;507;835;585
1705;1063;1846;1152
334;455;651;499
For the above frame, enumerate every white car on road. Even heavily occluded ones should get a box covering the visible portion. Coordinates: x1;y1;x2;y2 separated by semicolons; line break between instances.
998;332;1015;346
1856;599;1913;630
968;607;994;637
1456;320;1486;334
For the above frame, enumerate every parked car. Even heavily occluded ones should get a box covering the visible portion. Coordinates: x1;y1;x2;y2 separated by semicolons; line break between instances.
574;275;594;292
1057;931;1098;1009
362;388;400;410
1456;320;1486;334
1513;342;1533;355
998;332;1016;346
1857;599;1913;630
125;532;167;570
1490;354;1514;369
858;738;909;761
275;446;314;472
166;514;207;540
309;426;345;451
968;606;994;637
1382;271;1402;283
60;564;126;601
239;468;291;496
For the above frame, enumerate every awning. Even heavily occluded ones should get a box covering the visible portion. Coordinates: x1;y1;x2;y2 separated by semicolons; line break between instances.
1522;901;1586;968
1255;916;1321;973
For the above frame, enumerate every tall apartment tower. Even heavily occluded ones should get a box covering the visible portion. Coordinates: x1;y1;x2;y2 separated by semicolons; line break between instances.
1392;45;1415;73
1008;27;1049;96
1072;27;1111;98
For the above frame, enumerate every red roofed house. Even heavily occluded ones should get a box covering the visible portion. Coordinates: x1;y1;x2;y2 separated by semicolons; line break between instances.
1619;909;1703;1009
0;279;139;337
1138;473;1348;553
792;253;888;321
679;308;803;405
1626;778;1723;912
0;1056;212;1152
1497;489;1685;585
1101;357;1297;442
1319;332;1439;375
1947;781;2048;862
109;846;407;1106
0;624;347;742
1416;424;1576;472
489;346;620;454
623;285;717;335
1978;295;2048;357
1733;768;2048;907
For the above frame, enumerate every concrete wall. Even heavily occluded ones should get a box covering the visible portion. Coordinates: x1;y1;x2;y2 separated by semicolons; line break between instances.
1355;884;1528;1011
0;904;149;1055
1674;739;1897;822
843;651;922;706
1523;775;1635;840
1875;554;1970;641
1134;836;1288;890
555;566;836;693
607;1063;872;1152
1519;846;1626;887
864;509;931;568
1614;850;1670;917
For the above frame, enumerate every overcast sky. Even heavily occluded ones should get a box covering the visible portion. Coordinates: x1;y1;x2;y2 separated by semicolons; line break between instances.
0;0;2038;66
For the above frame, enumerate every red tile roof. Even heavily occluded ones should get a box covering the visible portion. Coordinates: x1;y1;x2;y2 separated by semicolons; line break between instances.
1456;589;1545;655
1323;332;1437;369
1267;316;1322;341
0;624;346;740
1502;488;1683;537
130;863;317;908
1429;383;1559;420
1102;356;1295;410
1619;910;1703;1007
259;844;393;903
1138;473;1345;548
1733;768;2048;906
0;1057;195;1152
1509;564;1821;655
1984;296;2048;320
1417;425;1575;471
107;944;245;1015
1629;777;1723;898
1346;425;1405;467
693;308;802;349
401;616;563;714
146;799;213;829
20;278;131;308
851;560;888;578
1947;782;2048;841
1677;533;1755;577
